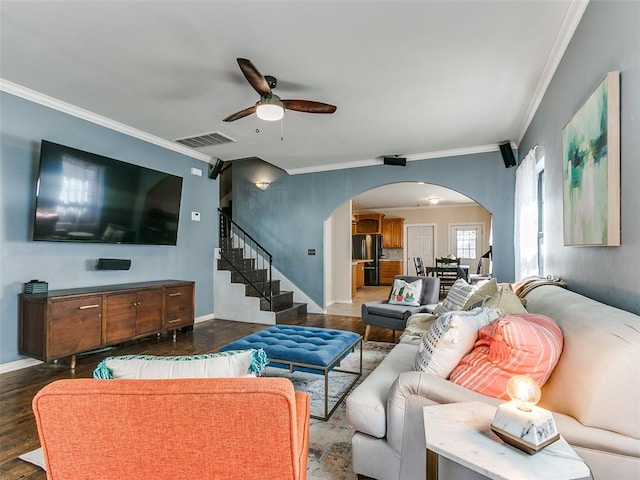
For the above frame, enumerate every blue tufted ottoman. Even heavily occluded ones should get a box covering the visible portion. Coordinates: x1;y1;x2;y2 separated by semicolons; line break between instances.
221;325;362;420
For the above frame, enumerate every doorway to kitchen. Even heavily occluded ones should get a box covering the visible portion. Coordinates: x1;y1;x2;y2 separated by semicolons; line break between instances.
406;224;435;275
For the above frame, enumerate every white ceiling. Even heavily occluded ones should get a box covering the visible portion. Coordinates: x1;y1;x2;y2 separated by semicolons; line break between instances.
353;182;474;210
1;0;586;205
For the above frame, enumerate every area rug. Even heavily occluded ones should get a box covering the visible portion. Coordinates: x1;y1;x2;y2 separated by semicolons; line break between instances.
19;341;393;480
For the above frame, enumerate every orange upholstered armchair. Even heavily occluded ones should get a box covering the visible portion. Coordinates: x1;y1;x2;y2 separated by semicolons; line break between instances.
33;377;310;480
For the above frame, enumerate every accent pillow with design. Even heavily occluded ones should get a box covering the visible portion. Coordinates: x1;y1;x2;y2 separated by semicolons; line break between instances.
414;307;501;378
93;349;269;380
388;278;423;306
449;313;563;399
433;278;475;315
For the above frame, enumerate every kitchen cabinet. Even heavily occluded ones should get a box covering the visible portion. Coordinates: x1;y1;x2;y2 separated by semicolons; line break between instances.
20;280;194;368
352;264;357;297
353;213;384;234
382;218;405;248
351;261;366;297
380;261;403;286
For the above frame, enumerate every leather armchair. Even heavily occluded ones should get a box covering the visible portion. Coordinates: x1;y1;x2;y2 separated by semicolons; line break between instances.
362;275;440;341
33;377;310;480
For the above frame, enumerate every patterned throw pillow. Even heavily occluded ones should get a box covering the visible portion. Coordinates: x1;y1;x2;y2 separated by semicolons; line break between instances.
93;349;269;379
414;307;501;378
388;278;423;306
449;314;563;399
433;279;475;315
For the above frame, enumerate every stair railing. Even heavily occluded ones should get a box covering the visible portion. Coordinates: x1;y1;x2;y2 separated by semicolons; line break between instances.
218;208;273;311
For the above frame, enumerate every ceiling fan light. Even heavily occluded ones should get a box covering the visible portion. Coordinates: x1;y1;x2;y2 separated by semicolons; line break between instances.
256;97;284;121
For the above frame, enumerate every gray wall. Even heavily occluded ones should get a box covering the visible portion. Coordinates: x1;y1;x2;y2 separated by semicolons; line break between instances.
520;0;640;314
232;151;517;307
0;92;218;364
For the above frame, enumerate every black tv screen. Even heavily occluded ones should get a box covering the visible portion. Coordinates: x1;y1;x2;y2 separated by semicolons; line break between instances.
33;140;183;245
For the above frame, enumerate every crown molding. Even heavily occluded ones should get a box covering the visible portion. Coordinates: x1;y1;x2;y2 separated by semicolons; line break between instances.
514;0;590;146
0;79;211;163
285;143;500;175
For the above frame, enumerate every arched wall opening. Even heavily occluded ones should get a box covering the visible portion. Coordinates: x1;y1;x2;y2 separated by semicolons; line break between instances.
324;182;493;309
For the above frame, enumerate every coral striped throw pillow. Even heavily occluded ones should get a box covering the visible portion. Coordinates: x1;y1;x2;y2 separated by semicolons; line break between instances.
449;313;563;399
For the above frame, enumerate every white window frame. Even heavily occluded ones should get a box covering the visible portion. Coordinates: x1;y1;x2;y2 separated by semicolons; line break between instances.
448;223;484;262
536;156;545;276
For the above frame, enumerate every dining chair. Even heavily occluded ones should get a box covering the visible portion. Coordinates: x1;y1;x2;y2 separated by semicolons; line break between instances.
433;257;461;294
413;257;426;276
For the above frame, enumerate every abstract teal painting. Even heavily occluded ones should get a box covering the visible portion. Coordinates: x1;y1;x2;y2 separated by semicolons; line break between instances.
562;71;620;246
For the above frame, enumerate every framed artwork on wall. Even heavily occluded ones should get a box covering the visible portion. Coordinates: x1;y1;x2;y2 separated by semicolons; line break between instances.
562;71;620;246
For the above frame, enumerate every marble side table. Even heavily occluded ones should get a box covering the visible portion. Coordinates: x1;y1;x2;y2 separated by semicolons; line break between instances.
423;402;591;480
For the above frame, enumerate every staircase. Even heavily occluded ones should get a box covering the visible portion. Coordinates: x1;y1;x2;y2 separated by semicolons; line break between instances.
216;209;307;323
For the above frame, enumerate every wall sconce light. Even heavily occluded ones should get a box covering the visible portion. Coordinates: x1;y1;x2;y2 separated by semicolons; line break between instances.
254;181;270;191
490;375;560;454
428;197;440;205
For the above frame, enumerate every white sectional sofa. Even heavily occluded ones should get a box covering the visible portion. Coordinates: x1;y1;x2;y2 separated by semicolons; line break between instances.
346;284;640;480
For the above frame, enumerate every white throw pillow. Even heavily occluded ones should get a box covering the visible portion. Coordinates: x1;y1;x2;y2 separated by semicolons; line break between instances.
388;278;423;306
93;349;268;379
414;307;501;378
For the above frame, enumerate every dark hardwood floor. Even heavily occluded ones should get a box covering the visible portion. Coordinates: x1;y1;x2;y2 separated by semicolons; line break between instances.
0;313;397;480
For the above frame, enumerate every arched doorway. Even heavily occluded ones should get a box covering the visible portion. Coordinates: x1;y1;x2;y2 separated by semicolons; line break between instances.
325;182;492;313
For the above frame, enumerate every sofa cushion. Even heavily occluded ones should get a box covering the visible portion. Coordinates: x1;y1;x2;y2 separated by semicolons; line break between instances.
523;285;640;440
346;343;417;439
365;302;426;320
449;314;563;399
93;350;268;379
389;278;422;306
414;307;501;378
399;313;437;345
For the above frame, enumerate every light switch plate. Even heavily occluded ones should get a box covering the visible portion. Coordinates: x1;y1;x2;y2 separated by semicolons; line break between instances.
191;212;200;221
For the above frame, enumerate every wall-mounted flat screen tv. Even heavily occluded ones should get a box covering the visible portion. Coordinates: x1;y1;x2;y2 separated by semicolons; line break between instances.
33;140;183;245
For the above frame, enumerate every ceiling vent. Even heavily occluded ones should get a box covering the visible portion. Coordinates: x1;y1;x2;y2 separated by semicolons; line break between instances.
174;131;236;149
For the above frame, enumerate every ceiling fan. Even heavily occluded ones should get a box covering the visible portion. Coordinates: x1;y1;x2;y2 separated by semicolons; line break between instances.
223;58;337;122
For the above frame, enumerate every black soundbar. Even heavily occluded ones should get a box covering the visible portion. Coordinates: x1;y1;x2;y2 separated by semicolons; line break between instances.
96;258;131;271
383;156;407;166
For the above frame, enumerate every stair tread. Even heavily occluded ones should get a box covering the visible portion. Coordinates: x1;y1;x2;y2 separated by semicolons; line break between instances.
216;241;307;322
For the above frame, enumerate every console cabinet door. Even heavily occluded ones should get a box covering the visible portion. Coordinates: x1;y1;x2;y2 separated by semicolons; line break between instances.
135;288;163;335
105;289;163;342
105;293;137;344
48;296;102;358
164;285;194;329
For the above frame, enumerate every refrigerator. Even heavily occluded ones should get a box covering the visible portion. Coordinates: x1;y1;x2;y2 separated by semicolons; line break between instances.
352;234;383;286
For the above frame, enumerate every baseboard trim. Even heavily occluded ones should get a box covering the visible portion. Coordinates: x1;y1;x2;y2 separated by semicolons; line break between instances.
195;313;214;324
0;357;43;375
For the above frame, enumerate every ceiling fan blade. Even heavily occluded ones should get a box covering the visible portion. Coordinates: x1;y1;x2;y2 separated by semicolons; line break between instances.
223;105;257;122
237;58;271;96
282;99;337;114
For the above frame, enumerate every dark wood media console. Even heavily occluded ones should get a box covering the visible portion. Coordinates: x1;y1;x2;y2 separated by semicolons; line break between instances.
20;280;195;368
